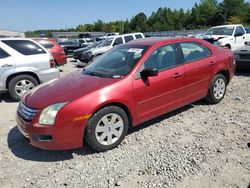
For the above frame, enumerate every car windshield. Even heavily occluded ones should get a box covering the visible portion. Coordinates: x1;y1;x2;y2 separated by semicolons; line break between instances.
100;38;113;47
83;46;148;78
205;27;234;36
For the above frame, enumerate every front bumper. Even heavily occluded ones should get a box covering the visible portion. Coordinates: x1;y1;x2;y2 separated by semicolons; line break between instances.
235;59;250;69
16;112;87;150
38;68;60;83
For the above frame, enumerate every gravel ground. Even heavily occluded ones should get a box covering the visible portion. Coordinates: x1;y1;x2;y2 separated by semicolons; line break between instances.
0;59;249;188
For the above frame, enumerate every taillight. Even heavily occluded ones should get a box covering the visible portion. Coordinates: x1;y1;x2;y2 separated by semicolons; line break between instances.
50;56;56;68
60;51;65;55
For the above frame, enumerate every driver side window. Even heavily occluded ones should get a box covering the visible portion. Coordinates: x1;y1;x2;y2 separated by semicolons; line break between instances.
143;44;178;72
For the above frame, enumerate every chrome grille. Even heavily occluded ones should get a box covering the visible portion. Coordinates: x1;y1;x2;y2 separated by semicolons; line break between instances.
17;101;38;122
239;54;250;60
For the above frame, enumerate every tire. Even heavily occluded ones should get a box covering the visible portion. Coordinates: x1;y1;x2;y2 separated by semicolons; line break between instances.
225;44;231;49
205;74;227;104
85;106;129;151
8;75;39;101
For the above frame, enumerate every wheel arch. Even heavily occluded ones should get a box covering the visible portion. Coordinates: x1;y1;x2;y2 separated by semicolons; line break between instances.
215;70;230;85
224;44;231;49
90;102;134;128
6;72;40;89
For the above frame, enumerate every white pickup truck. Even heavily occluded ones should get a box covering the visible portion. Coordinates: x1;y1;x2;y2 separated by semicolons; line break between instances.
199;24;250;51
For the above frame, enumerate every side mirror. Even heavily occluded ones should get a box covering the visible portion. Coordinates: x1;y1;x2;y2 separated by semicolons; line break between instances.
140;68;158;78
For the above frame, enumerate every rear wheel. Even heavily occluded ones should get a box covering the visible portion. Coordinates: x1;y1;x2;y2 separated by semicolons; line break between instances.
8;75;38;101
206;74;227;104
85;106;129;151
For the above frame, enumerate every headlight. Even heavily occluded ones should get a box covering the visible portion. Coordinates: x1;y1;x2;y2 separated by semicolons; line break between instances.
214;41;222;46
39;102;67;125
234;54;240;59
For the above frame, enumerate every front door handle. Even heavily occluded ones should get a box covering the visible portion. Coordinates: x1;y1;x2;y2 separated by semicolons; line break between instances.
172;72;182;78
1;64;13;68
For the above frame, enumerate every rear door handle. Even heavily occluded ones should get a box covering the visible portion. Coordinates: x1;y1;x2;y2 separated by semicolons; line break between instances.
172;72;182;78
209;61;216;66
1;64;13;68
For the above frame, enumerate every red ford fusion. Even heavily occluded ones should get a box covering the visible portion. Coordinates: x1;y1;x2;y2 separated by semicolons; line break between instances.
16;38;235;151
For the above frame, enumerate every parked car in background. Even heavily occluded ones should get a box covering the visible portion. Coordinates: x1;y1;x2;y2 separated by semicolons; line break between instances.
96;32;119;41
16;37;235;151
245;27;250;42
82;32;144;63
77;38;94;47
58;40;81;55
199;24;249;51
0;38;60;101
234;42;250;69
73;41;101;61
34;38;67;66
72;41;102;66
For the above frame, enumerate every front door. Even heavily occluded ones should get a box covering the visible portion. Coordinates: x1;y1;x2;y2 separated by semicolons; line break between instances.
132;44;185;123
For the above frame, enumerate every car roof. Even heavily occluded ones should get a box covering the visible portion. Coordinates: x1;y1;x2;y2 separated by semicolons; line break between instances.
0;38;33;41
127;37;203;47
211;24;242;28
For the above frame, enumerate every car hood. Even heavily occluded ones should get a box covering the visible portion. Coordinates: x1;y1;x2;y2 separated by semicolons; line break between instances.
24;71;118;109
202;35;230;40
74;46;89;52
89;46;112;55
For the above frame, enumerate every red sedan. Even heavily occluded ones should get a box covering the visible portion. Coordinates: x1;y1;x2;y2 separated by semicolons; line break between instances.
16;38;235;151
34;38;67;66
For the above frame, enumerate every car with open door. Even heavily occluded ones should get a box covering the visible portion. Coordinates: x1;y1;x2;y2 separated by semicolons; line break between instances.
16;37;235;151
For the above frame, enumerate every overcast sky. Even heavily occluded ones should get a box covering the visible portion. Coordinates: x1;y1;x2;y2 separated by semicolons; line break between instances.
0;0;230;32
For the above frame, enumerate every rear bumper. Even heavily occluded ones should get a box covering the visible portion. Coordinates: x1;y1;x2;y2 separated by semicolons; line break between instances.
38;68;60;83
16;113;86;150
54;56;67;66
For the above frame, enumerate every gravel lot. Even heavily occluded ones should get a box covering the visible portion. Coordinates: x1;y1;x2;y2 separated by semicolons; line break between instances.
0;58;249;188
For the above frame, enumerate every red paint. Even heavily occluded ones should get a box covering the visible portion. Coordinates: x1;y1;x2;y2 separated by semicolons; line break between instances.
34;38;67;66
16;38;235;150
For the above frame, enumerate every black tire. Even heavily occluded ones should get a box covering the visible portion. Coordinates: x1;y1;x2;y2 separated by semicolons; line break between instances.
85;106;129;151
225;44;231;49
8;75;39;101
205;74;227;104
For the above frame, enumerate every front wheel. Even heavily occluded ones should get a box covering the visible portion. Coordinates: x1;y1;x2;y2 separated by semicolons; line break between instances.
8;75;38;101
85;106;129;151
205;74;227;104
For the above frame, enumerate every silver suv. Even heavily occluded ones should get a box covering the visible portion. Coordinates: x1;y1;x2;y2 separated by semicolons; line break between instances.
0;38;60;101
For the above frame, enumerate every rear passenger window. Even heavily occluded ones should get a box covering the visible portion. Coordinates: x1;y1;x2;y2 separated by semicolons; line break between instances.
124;35;134;43
179;42;211;62
113;37;123;46
135;34;143;39
38;41;54;49
2;40;46;55
0;48;10;59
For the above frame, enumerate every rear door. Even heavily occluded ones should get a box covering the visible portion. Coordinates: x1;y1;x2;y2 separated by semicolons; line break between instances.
133;44;185;123
178;42;214;104
1;40;49;70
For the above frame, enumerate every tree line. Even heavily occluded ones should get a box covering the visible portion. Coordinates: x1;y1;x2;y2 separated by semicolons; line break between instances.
25;0;250;38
